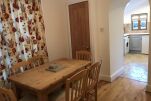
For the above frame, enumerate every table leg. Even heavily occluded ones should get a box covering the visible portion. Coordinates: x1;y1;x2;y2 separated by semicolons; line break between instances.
38;93;48;101
11;83;22;99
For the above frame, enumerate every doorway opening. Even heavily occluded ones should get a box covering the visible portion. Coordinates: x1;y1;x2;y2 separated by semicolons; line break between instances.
122;0;150;82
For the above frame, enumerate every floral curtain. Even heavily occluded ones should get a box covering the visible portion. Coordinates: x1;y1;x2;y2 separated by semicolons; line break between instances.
0;0;48;80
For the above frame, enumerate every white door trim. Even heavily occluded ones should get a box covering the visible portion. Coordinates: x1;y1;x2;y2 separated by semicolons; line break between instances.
67;0;88;5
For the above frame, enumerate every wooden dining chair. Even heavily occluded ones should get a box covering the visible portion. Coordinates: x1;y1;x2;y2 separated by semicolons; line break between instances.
10;61;31;75
66;69;88;101
76;50;91;61
85;61;102;101
0;70;4;87
28;55;44;68
0;87;36;101
0;87;17;101
0;75;6;88
9;61;30;98
0;76;5;87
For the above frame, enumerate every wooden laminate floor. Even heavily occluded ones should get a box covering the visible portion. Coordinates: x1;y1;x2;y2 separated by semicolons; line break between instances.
122;53;148;82
48;77;151;101
98;77;151;101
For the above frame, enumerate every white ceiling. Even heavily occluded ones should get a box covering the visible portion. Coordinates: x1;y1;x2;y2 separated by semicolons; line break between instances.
124;0;150;23
125;0;149;14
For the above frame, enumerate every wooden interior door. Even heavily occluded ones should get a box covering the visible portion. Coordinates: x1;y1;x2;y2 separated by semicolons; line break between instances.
69;1;90;59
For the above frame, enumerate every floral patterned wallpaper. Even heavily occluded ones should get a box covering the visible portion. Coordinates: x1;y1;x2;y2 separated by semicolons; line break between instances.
0;0;48;79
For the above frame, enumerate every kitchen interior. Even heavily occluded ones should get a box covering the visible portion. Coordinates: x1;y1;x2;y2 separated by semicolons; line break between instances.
123;0;149;82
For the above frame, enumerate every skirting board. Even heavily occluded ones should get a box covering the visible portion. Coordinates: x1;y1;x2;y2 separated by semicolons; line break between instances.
99;67;124;82
146;85;151;92
100;74;111;82
111;67;124;82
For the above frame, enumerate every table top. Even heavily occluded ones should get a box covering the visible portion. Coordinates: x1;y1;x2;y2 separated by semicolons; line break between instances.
9;59;91;92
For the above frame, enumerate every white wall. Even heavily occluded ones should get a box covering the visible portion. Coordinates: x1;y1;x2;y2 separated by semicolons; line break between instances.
41;0;71;61
95;0;111;79
88;0;128;81
109;0;129;79
146;0;151;93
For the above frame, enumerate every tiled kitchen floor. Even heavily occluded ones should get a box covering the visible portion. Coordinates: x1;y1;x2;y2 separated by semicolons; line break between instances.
121;53;148;82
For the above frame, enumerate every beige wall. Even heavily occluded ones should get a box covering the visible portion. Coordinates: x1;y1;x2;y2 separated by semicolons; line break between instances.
41;0;71;61
95;0;110;77
109;0;128;76
146;0;151;92
89;0;128;81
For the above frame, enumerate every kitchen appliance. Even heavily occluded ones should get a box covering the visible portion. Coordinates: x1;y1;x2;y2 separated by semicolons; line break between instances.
124;36;129;55
129;35;142;53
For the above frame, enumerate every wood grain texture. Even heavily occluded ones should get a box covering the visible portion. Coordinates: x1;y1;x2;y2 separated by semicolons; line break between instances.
98;77;151;101
48;77;151;101
10;77;151;101
0;87;17;101
66;69;88;101
69;1;90;58
10;61;31;76
9;59;91;101
76;50;91;61
85;62;102;101
28;55;44;68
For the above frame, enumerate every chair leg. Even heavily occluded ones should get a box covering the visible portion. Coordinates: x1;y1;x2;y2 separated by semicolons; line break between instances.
95;86;98;101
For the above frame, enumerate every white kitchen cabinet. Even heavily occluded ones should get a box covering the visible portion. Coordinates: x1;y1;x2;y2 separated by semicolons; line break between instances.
142;35;149;54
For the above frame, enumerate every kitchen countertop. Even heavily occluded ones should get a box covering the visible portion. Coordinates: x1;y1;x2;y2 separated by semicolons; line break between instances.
124;33;149;37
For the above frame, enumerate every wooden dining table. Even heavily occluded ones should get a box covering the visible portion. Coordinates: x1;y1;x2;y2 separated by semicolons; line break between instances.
9;59;91;101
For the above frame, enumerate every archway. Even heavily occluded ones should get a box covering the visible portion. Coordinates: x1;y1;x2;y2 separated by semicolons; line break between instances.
123;0;150;82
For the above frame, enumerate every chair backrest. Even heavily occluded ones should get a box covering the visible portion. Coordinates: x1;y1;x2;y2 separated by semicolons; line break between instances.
10;61;30;75
28;55;44;68
86;61;102;90
66;69;88;101
0;87;17;101
76;50;91;61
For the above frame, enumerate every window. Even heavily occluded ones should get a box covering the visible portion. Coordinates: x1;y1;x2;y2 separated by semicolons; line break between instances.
131;13;148;30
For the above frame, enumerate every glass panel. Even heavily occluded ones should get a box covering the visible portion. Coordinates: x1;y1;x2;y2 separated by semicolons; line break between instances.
132;19;139;30
140;19;147;30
